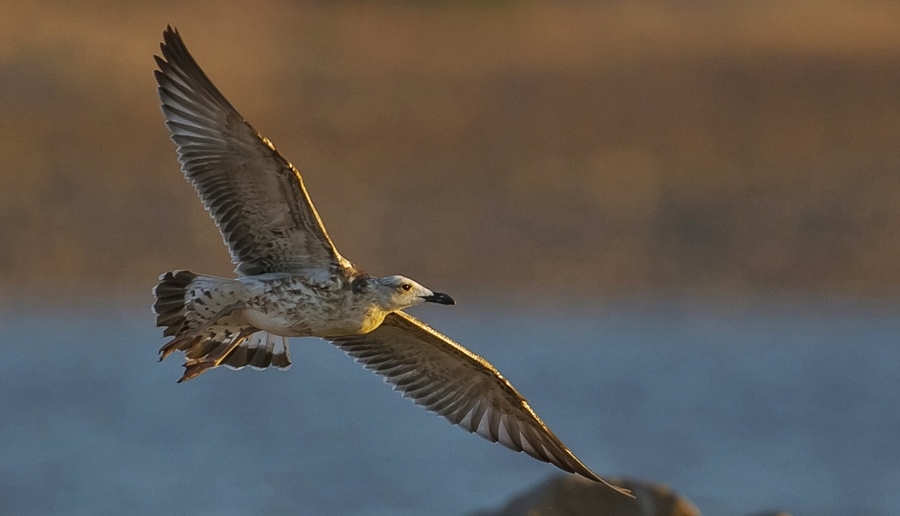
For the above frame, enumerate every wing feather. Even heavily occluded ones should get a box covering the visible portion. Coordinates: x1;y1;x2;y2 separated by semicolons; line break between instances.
155;27;349;275
330;311;631;497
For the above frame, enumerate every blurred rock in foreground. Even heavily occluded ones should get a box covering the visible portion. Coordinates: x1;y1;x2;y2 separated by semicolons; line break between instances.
469;475;700;516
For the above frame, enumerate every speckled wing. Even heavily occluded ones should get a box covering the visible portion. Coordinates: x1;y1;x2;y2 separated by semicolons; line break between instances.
330;311;631;496
154;27;349;275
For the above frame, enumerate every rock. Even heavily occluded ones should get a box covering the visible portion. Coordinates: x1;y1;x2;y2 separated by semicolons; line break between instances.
470;475;700;516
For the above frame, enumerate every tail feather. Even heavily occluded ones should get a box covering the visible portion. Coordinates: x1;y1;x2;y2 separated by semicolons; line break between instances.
153;270;197;338
153;270;292;381
222;331;292;371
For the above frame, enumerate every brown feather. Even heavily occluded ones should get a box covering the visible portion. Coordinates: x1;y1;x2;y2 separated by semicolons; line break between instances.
155;26;350;276
331;311;632;497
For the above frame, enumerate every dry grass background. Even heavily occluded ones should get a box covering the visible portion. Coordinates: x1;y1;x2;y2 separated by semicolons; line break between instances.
3;0;900;299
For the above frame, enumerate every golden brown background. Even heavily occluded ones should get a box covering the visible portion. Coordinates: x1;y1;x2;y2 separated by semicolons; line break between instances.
3;0;900;299
2;4;899;515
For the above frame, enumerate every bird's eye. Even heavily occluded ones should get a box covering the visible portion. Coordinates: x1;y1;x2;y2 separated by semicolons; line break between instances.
401;284;412;291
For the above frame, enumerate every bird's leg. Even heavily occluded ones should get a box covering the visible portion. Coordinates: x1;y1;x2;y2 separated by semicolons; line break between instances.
158;302;246;361
178;326;256;383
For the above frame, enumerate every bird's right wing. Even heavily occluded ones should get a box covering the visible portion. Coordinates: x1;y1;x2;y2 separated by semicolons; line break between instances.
329;311;631;497
154;27;350;275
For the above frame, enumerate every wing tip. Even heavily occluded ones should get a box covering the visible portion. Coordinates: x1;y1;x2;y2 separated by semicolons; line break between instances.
155;26;201;86
157;25;180;67
160;24;184;55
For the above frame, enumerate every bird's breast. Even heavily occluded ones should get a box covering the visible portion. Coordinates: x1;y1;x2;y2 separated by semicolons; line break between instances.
243;277;387;338
317;305;387;338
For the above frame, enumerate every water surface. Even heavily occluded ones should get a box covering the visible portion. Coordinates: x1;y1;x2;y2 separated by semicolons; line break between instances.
1;296;897;516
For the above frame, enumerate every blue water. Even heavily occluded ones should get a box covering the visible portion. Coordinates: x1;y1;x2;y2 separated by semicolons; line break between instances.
1;295;898;516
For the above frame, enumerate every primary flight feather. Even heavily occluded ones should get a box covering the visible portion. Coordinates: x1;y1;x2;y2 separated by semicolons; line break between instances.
152;26;630;497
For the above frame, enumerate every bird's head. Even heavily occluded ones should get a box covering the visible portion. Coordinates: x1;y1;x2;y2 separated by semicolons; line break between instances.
373;275;455;311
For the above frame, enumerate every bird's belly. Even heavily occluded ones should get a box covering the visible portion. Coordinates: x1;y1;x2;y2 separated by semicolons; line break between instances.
242;308;311;337
242;304;385;338
315;309;387;338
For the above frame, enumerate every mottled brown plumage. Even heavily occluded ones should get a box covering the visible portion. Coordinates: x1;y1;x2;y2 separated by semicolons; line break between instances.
151;26;629;496
332;312;624;487
154;30;349;277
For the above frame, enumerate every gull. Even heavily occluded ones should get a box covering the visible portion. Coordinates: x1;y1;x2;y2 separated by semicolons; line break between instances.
151;26;630;497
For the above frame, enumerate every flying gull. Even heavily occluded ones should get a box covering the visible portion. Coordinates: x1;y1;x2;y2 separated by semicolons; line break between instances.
151;26;630;497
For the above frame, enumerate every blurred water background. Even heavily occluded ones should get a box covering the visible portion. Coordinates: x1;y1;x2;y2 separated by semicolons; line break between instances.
2;297;898;515
2;1;900;515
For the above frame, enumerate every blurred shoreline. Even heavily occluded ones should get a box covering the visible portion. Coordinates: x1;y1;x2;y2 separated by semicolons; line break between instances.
4;1;900;297
5;285;900;322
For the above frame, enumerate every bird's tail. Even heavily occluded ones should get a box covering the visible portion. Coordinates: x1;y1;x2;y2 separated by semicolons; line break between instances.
153;270;236;339
152;270;291;382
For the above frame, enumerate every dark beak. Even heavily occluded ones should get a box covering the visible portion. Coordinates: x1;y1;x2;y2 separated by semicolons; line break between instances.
421;292;456;305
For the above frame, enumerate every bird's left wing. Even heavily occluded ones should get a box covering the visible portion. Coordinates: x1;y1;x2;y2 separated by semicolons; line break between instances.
329;311;631;497
154;27;350;275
